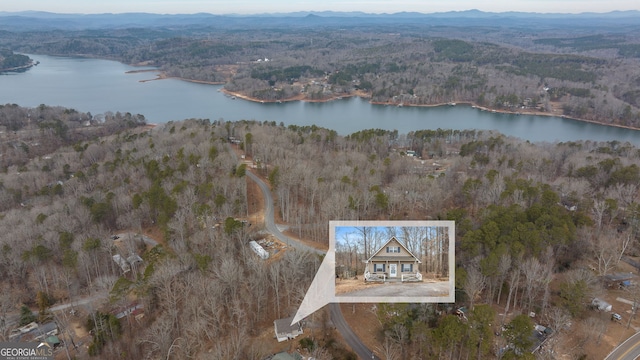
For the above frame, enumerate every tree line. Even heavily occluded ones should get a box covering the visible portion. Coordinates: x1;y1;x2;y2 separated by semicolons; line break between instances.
3;21;640;127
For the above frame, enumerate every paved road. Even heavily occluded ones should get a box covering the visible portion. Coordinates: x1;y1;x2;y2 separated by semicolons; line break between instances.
246;170;324;255
623;257;640;272
48;292;107;312
330;303;380;360
246;168;378;359
606;331;640;360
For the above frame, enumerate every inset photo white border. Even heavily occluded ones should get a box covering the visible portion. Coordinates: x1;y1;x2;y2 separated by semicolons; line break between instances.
332;220;455;303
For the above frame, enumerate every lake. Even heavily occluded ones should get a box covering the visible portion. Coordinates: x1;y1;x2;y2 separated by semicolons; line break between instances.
1;54;638;145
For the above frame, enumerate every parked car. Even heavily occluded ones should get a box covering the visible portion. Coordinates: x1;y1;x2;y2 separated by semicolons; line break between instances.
612;313;622;322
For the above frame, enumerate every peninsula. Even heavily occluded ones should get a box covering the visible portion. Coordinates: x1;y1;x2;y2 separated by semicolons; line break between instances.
0;51;35;73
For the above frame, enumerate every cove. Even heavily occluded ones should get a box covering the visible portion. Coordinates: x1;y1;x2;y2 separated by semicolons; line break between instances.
0;54;638;145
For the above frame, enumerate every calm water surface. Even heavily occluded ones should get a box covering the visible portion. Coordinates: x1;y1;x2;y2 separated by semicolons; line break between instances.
1;54;638;145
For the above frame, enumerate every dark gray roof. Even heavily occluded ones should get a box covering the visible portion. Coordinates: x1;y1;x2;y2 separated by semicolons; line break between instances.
366;236;421;263
16;322;58;341
367;256;418;262
272;352;296;360
274;317;301;334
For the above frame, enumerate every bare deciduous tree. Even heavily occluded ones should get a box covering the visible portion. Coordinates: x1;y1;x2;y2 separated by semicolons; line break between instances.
464;257;486;310
495;253;511;305
589;226;632;276
378;336;402;360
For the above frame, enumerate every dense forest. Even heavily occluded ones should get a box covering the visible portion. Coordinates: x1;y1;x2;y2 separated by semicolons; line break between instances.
0;103;639;358
0;108;327;359
0;103;146;169
2;13;640;128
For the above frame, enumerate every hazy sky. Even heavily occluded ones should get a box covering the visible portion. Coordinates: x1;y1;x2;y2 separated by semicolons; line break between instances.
3;0;639;14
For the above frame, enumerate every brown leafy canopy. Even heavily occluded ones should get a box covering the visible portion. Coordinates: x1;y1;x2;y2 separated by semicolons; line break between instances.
0;116;638;358
0;104;146;171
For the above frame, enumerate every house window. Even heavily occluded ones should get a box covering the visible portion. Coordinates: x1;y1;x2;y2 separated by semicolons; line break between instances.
386;246;400;253
374;264;385;272
402;264;413;272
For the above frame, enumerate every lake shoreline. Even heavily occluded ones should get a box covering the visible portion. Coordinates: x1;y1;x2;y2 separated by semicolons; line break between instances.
6;54;636;144
218;88;640;133
125;66;640;133
0;60;39;73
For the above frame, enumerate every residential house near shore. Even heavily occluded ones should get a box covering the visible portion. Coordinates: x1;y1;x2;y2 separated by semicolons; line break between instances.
364;236;422;282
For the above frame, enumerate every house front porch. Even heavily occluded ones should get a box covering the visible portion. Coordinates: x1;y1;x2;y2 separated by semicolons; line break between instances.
364;270;423;282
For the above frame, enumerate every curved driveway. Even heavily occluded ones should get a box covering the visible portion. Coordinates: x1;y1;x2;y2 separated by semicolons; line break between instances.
246;169;378;359
246;170;324;255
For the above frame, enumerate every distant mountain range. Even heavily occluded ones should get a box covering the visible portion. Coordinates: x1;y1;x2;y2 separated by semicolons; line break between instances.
1;10;639;31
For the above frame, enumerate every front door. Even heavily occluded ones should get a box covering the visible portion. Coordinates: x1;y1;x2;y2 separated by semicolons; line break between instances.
389;264;397;278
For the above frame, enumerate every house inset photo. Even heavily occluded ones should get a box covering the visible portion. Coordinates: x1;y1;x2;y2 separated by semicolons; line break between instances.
333;220;454;302
364;236;423;283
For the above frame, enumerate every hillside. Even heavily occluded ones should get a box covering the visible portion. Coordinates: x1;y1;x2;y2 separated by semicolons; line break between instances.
0;107;639;358
2;11;640;128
